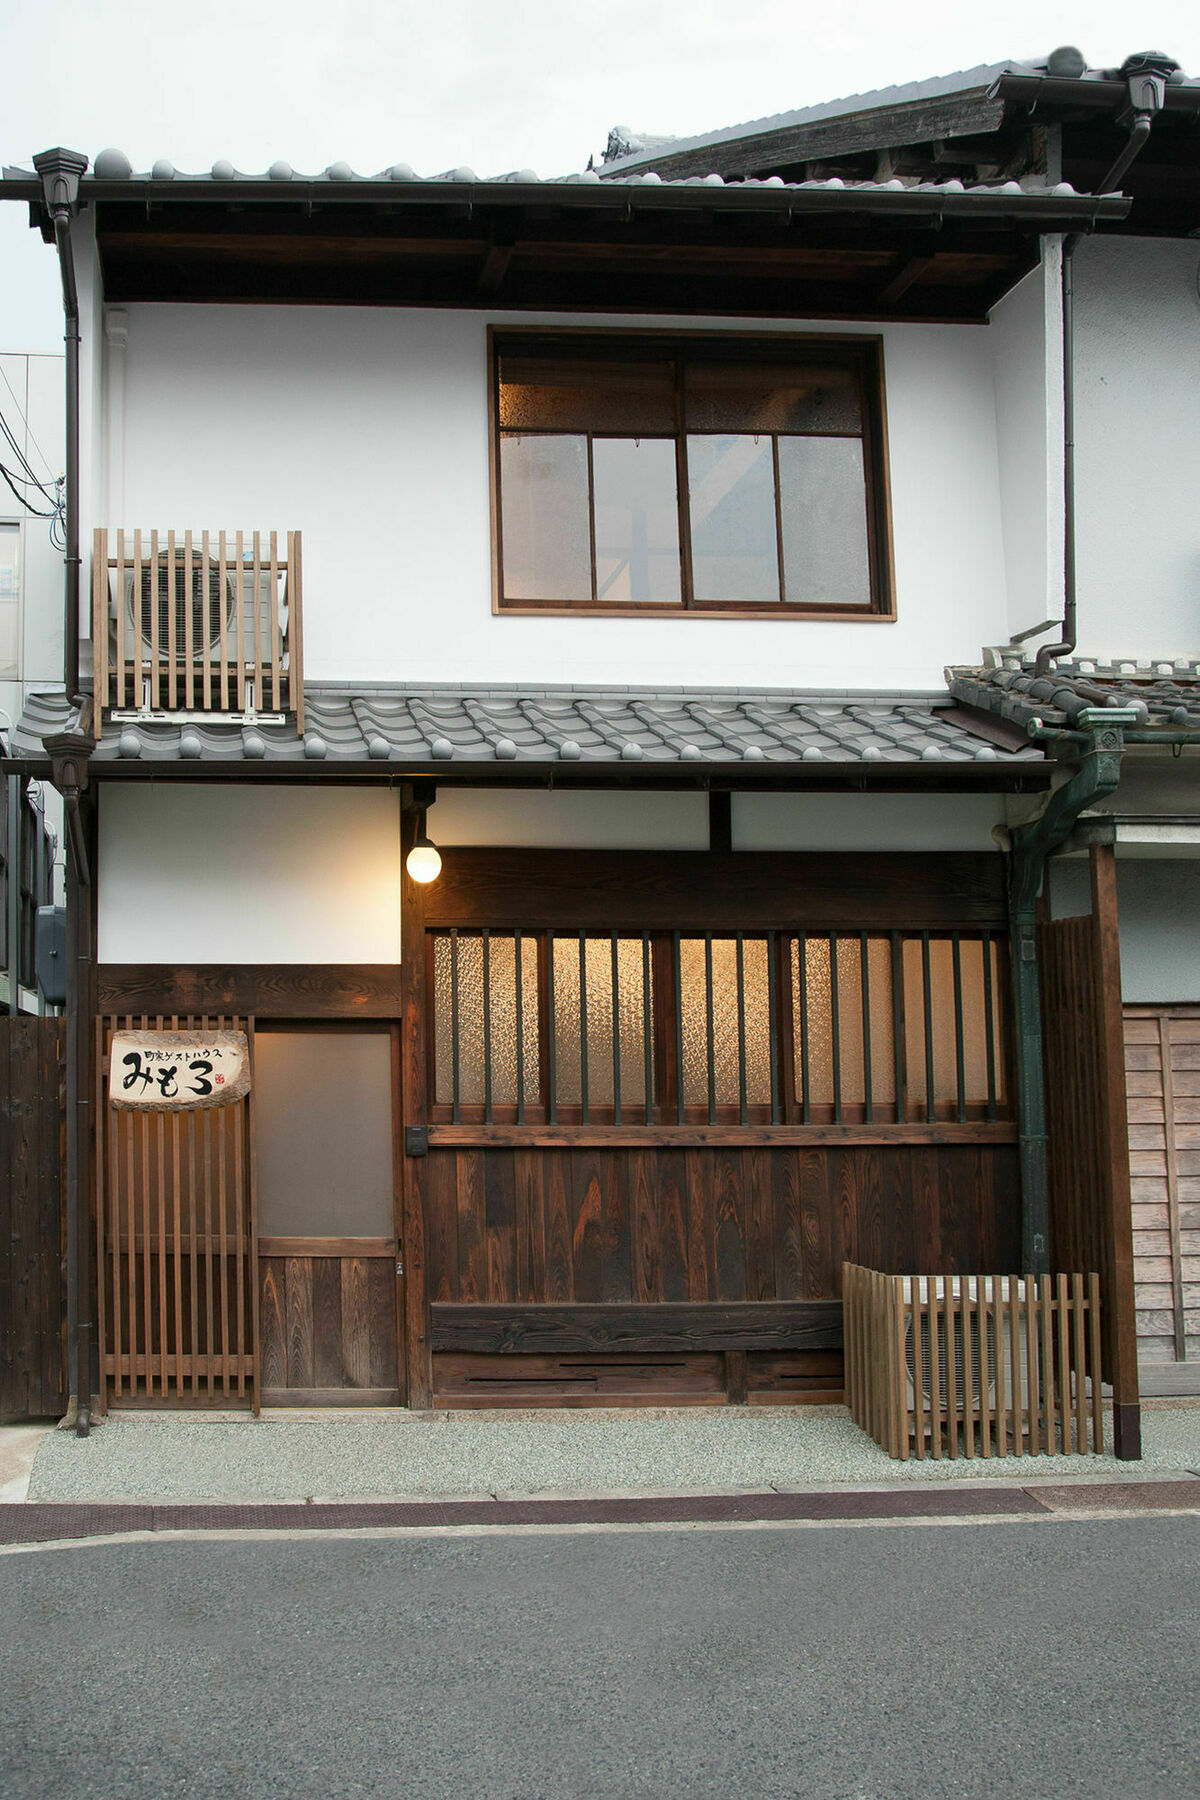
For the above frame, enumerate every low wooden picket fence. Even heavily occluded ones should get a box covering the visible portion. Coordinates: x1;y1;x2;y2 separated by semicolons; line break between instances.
843;1264;1104;1460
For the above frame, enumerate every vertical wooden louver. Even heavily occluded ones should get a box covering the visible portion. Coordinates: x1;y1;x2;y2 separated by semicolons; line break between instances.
92;529;304;731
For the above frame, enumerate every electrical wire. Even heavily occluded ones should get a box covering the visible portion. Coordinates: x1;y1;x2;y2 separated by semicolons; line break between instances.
1;461;56;518
0;409;58;501
0;364;57;485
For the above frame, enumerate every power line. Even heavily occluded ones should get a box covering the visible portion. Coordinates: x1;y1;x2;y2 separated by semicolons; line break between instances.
0;362;57;484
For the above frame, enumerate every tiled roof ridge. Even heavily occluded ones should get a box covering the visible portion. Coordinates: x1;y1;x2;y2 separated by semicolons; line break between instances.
948;656;1200;733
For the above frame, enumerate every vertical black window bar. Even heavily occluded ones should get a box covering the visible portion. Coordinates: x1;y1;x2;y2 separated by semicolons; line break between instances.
736;932;748;1126
797;934;811;1124
982;930;998;1123
610;931;622;1126
514;930;525;1125
704;932;716;1124
767;930;781;1125
673;930;685;1124
450;927;461;1125
921;930;935;1125
546;934;558;1124
642;932;653;1126
890;931;905;1125
482;928;493;1125
860;930;873;1125
578;934;590;1124
951;931;966;1125
829;932;842;1125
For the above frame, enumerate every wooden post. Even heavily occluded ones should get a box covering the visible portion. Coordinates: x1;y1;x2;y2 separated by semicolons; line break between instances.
1090;843;1141;1458
399;798;432;1408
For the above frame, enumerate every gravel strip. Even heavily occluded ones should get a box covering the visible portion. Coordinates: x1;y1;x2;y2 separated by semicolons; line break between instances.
26;1403;1200;1504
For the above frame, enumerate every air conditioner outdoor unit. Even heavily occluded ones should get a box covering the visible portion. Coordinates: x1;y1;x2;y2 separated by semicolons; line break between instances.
902;1275;1032;1415
113;554;288;664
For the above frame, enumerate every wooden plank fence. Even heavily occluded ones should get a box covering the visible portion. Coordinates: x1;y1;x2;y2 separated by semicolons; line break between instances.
843;1262;1103;1459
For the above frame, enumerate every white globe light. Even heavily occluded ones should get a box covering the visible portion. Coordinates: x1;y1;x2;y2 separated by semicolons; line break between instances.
406;840;442;884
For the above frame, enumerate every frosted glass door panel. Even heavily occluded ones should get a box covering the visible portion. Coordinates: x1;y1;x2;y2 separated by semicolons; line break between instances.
255;1031;394;1236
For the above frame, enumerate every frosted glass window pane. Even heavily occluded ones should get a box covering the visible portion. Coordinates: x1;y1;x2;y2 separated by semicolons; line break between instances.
500;434;591;602
553;937;649;1112
498;354;675;434
434;934;539;1109
687;435;780;604
778;437;872;609
684;362;862;434
680;937;770;1109
593;438;681;605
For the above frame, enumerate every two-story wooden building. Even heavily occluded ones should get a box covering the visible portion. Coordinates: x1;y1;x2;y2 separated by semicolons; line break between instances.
8;49;1195;1449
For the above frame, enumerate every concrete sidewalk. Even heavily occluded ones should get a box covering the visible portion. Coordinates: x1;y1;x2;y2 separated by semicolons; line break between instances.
19;1400;1200;1505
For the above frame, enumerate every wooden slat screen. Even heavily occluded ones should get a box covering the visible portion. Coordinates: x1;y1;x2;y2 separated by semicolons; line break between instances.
91;529;303;729
96;1015;258;1408
428;928;1011;1128
843;1262;1103;1459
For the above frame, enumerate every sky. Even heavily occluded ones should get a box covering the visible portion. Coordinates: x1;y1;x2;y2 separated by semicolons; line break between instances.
2;0;1199;361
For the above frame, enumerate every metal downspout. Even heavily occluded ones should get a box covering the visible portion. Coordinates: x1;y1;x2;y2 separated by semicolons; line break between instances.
1007;713;1136;1272
34;148;94;1436
1036;64;1168;676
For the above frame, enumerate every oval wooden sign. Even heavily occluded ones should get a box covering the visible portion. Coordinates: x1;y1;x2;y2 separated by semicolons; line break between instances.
109;1030;250;1111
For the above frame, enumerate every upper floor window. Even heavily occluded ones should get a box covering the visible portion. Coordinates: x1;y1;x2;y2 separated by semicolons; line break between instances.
492;331;893;618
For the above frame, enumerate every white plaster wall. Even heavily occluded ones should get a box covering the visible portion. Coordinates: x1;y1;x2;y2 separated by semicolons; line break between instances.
98;784;402;963
110;302;1011;693
732;791;1004;852
1048;856;1200;1002
1072;236;1200;660
988;252;1062;644
428;787;708;848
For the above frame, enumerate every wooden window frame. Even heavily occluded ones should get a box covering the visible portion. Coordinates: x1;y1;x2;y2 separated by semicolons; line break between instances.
489;326;897;622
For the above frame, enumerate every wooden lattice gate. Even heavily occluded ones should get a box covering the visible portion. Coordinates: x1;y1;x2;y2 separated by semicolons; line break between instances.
96;1016;258;1408
0;1018;66;1420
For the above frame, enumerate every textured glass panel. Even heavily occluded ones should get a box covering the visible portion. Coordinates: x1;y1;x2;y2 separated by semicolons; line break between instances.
483;934;541;1107
988;940;1008;1110
593;438;682;605
433;934;539;1109
793;936;895;1114
796;936;832;1108
778;436;872;609
687;435;780;604
901;937;970;1113
434;934;484;1107
500;434;591;602
552;936;649;1112
684;362;861;434
681;938;770;1110
498;354;676;434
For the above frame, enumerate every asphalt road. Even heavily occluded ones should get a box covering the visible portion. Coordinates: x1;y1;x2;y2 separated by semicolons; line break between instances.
3;1516;1198;1800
